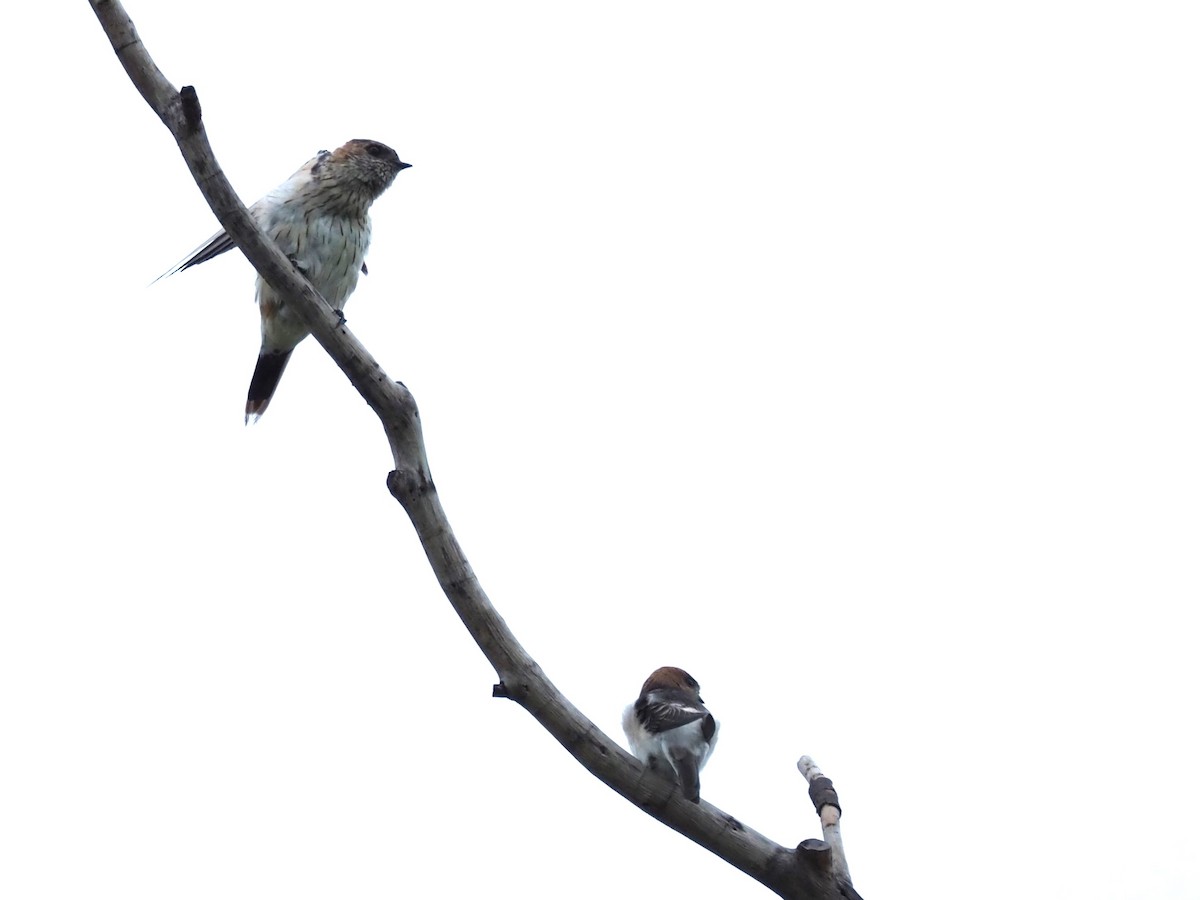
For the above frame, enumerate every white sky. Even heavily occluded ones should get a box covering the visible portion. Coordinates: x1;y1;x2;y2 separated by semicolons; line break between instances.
3;2;1198;898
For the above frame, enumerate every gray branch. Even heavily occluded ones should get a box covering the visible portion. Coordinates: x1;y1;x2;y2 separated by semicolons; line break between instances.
89;3;861;896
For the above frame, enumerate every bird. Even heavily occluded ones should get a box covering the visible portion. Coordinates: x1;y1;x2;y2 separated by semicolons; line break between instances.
622;666;719;803
163;138;410;422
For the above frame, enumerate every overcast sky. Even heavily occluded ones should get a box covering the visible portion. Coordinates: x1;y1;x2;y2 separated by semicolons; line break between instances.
3;2;1198;898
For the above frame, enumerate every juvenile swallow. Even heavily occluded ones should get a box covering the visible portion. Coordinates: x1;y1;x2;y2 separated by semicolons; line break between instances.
622;666;719;803
164;139;409;422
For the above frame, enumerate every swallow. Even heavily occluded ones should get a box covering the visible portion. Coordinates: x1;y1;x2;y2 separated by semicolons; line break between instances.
622;666;719;802
164;139;409;421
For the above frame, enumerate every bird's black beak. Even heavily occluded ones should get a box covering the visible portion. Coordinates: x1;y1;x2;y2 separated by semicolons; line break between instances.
397;161;413;171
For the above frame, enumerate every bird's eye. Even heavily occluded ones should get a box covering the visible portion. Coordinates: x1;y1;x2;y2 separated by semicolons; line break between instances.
365;143;385;157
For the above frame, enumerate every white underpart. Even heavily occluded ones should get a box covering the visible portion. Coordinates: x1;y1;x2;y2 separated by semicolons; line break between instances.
251;175;373;353
621;704;719;775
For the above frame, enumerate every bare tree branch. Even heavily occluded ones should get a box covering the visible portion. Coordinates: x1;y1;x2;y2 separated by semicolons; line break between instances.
798;757;860;899
89;2;862;896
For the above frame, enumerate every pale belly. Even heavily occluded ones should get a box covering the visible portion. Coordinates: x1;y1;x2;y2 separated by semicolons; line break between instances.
255;212;371;351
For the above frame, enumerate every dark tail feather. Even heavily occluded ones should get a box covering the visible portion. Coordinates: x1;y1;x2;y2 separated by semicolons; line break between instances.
245;350;293;424
672;754;701;803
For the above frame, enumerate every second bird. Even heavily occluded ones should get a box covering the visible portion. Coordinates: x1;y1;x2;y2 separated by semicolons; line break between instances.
165;139;410;422
622;666;720;803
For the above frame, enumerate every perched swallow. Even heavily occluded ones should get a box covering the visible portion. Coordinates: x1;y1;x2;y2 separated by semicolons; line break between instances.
622;666;719;803
164;139;410;422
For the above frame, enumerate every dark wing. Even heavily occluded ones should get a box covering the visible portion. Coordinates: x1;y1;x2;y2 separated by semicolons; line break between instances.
635;689;710;734
155;229;237;282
